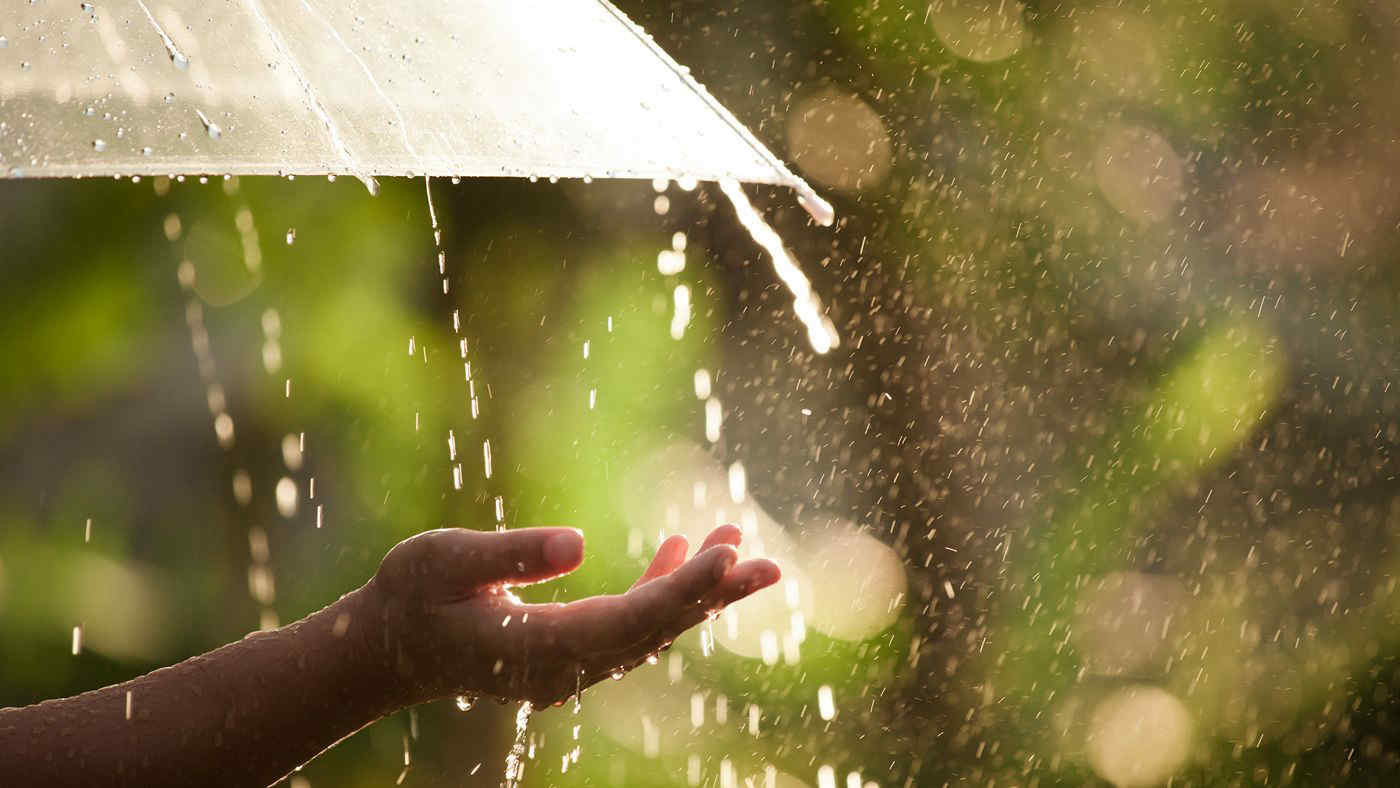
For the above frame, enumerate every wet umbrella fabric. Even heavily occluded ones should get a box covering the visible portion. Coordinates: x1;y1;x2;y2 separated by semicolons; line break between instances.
0;0;829;220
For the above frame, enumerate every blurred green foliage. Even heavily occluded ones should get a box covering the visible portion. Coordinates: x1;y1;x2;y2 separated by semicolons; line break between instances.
6;0;1400;786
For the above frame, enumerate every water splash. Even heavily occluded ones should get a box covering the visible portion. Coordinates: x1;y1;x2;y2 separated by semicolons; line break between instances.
717;179;840;354
502;701;533;787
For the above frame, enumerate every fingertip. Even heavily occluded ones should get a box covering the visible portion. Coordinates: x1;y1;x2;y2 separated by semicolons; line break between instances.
754;558;781;585
700;524;743;552
722;559;782;600
543;529;585;570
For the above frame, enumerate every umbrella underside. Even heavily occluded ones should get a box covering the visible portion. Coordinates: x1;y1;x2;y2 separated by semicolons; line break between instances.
0;0;829;220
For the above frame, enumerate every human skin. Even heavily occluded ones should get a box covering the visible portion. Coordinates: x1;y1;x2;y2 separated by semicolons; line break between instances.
0;524;779;787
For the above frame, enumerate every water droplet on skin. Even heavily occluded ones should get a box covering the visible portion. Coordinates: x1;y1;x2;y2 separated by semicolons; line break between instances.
92;139;106;152
610;670;625;680
171;51;189;70
454;694;478;711
645;654;660;665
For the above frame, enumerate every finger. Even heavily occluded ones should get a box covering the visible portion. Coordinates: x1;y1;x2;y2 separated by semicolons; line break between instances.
709;557;782;606
624;557;782;644
630;534;689;590
503;552;781;703
381;527;584;600
543;545;741;667
697;524;743;553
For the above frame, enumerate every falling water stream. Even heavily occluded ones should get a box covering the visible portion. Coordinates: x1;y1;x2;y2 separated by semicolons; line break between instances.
424;177;531;786
417;175;835;786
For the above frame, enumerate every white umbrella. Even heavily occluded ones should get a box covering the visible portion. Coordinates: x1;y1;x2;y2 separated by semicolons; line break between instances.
0;0;833;225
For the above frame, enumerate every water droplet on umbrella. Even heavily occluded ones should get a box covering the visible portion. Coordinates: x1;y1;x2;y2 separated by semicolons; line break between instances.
194;109;222;139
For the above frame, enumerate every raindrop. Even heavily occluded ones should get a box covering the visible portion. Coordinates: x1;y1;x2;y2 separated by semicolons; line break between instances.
0;36;8;48
91;139;107;152
285;228;296;245
136;0;190;69
657;248;685;275
454;694;478;711
275;477;298;518
193;109;222;140
817;685;836;720
20;61;32;72
140;146;153;156
80;2;94;11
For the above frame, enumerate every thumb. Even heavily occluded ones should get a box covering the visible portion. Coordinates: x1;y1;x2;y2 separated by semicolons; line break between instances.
377;527;584;601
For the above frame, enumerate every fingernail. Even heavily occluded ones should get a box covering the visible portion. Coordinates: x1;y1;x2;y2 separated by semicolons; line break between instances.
714;551;737;580
543;531;584;569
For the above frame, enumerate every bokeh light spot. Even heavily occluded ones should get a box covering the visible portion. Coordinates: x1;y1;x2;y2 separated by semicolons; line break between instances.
1087;686;1193;787
929;0;1028;63
786;88;891;193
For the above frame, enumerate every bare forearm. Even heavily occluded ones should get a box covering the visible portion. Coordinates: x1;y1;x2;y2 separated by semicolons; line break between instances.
0;585;404;788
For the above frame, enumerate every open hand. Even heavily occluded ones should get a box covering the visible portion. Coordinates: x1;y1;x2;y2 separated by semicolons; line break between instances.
366;524;780;707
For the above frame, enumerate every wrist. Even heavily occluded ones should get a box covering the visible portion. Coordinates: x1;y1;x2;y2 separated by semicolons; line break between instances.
320;582;419;714
355;577;454;707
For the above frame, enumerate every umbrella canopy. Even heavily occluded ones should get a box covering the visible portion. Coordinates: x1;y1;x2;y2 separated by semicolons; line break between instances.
0;0;831;222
